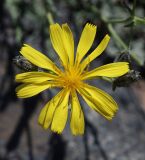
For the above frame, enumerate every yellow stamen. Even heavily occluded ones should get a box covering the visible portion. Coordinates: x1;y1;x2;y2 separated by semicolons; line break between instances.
57;67;83;89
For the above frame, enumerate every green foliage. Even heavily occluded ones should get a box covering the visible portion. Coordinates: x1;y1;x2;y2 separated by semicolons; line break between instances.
5;0;145;66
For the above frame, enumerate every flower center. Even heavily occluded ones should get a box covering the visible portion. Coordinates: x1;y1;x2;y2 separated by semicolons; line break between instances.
58;67;82;89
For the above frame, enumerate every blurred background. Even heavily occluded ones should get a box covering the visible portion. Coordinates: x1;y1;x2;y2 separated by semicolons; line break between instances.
0;0;145;160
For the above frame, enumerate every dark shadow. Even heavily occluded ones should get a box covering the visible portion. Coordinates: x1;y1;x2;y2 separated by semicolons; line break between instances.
5;95;41;160
83;127;90;160
82;116;109;160
46;133;66;160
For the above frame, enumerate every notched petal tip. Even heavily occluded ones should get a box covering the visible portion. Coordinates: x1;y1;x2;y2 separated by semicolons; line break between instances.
19;44;33;54
86;23;97;29
107;109;118;121
103;34;111;44
15;75;19;82
50;124;64;134
38;121;48;130
23;43;29;47
72;132;84;136
21;44;31;51
106;34;111;39
40;124;50;131
50;23;60;30
19;45;26;52
51;127;63;134
62;23;68;27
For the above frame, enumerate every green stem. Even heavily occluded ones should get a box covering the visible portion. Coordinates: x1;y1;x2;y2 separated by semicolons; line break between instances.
101;77;113;83
105;17;130;24
107;24;141;65
132;0;136;16
89;4;141;65
107;24;128;50
130;53;143;66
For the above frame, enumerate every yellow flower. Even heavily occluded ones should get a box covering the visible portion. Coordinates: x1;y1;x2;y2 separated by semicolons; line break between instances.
15;23;129;135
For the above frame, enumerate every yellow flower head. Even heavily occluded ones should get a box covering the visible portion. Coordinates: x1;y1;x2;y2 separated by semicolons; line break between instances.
15;23;129;135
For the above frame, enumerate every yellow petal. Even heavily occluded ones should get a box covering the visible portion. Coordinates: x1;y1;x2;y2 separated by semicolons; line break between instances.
15;72;58;83
75;23;97;64
50;23;69;67
38;90;64;129
81;34;110;71
62;23;74;65
78;84;118;120
20;44;60;74
82;62;129;80
70;90;84;135
16;82;55;98
51;90;70;133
